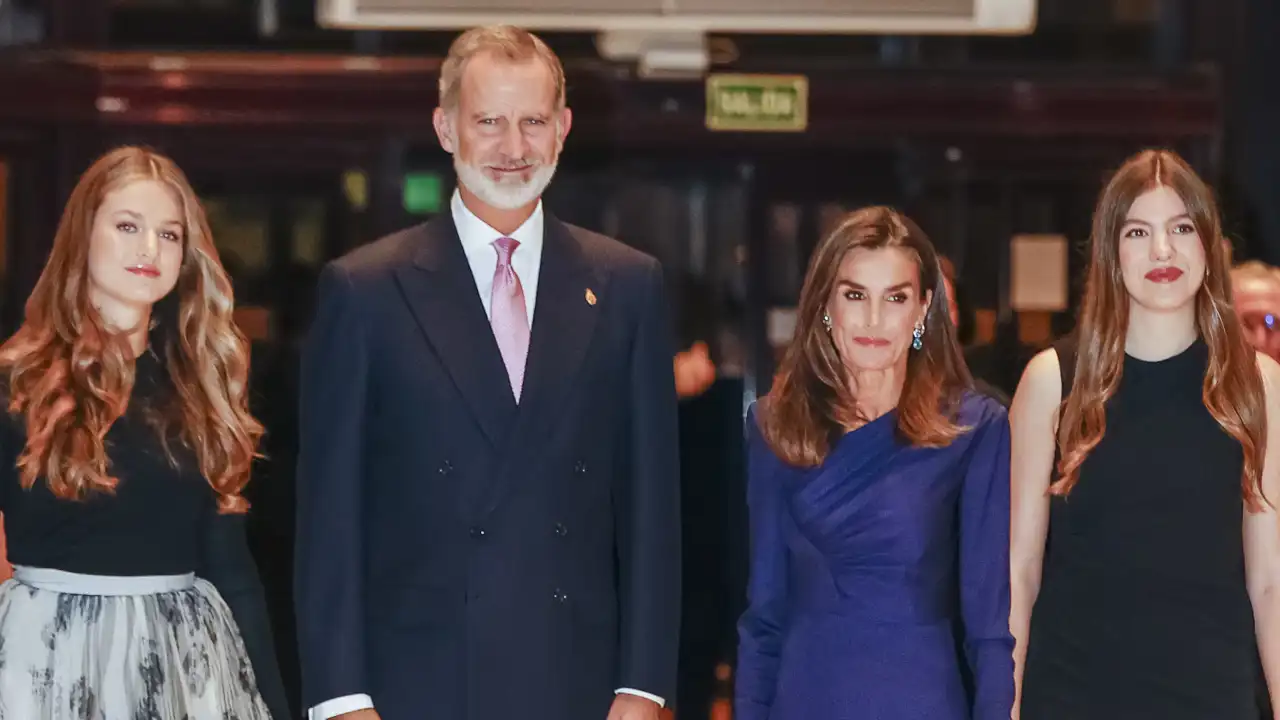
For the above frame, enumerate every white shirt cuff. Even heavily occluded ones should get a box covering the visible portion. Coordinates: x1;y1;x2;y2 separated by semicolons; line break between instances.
309;693;374;719
615;687;666;707
310;689;660;715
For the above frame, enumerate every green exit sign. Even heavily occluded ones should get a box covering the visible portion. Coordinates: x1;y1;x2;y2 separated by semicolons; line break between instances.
706;74;809;133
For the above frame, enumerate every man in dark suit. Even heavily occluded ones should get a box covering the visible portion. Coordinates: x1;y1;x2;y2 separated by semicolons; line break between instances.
294;25;682;720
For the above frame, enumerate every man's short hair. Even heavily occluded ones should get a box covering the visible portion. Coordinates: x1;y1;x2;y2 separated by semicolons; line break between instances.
438;25;566;113
1232;260;1280;289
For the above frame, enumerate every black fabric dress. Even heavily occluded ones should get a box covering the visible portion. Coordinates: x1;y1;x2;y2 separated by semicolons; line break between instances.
1021;336;1262;719
0;349;290;719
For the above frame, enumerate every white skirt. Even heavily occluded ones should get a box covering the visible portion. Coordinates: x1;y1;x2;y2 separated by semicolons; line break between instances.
0;566;274;720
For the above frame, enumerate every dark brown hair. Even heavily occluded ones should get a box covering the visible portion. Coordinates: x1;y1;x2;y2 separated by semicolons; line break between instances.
1055;148;1267;510
0;146;262;513
760;206;973;466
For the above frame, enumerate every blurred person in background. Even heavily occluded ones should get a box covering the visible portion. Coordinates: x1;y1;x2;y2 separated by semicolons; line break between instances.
941;257;1038;404
673;273;747;720
1232;260;1280;362
939;256;963;331
242;261;322;714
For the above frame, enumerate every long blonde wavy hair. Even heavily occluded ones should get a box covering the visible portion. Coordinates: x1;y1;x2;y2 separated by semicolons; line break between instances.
0;146;262;513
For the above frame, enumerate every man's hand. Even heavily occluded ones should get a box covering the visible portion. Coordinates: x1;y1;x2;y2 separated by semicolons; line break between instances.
606;693;662;720
333;711;380;720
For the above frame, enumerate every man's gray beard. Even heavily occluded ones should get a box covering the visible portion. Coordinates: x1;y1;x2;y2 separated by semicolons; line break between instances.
454;158;558;211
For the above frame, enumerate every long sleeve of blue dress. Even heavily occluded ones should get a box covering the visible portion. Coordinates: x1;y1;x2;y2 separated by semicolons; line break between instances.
958;405;1016;720
734;406;789;720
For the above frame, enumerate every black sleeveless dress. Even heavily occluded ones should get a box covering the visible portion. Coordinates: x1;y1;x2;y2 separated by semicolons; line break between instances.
1020;336;1262;719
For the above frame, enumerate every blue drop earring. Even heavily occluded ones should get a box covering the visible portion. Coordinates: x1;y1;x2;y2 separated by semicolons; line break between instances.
911;322;924;350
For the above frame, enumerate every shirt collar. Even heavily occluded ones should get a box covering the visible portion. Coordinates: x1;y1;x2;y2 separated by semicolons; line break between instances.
451;189;544;258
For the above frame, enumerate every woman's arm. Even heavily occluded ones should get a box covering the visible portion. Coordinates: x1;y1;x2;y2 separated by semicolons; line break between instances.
733;406;792;720
957;399;1015;720
1008;349;1060;718
1246;353;1280;719
201;503;293;720
1;411;15;581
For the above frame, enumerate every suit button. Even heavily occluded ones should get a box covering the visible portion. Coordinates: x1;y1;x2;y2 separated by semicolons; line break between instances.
574;461;587;474
552;588;568;603
439;460;453;475
553;523;568;537
469;526;486;539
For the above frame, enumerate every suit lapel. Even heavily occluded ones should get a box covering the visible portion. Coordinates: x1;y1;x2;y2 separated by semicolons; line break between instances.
517;217;605;429
479;216;608;515
394;218;517;448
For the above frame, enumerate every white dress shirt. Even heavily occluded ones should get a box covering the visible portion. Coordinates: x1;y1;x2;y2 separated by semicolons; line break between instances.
454;189;543;322
308;192;664;719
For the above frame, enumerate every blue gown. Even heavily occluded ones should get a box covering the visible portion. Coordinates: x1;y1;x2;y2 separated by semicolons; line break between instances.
735;392;1014;720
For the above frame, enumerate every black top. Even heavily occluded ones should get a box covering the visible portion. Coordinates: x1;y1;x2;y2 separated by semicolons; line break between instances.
0;350;290;719
1022;336;1261;719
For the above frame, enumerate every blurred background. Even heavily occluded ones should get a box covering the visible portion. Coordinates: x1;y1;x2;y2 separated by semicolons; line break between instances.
0;0;1277;717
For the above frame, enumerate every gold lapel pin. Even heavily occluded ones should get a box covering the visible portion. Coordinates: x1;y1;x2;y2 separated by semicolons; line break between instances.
585;288;597;306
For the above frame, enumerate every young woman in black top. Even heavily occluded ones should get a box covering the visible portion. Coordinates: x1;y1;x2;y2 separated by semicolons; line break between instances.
1010;149;1280;718
0;147;289;718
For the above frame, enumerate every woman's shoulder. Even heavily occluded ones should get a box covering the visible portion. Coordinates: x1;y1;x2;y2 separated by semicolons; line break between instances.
956;388;1009;434
744;400;790;465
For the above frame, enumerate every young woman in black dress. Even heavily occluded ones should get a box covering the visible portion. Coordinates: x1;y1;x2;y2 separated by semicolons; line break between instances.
1010;148;1280;719
0;146;289;718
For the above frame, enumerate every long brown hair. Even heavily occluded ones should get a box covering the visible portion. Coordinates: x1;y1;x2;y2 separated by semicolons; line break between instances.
0;146;262;513
760;206;973;467
1055;149;1266;509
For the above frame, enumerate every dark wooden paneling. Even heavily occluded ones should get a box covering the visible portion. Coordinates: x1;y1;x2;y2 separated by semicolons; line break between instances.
0;51;1221;153
0;53;103;123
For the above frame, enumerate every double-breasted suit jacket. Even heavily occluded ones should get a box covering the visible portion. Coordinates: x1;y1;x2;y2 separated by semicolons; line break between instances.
295;206;682;720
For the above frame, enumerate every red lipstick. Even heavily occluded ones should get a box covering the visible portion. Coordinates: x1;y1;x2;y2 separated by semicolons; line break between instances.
127;264;160;278
853;336;890;347
1145;267;1183;283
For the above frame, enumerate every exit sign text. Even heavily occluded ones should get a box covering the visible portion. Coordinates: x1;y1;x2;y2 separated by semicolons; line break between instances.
706;74;809;133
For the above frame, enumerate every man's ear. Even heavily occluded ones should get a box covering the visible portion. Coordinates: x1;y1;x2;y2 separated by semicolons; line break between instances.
433;107;456;154
555;107;573;152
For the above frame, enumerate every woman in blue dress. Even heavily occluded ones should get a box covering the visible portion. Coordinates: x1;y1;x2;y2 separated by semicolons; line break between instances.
736;206;1014;720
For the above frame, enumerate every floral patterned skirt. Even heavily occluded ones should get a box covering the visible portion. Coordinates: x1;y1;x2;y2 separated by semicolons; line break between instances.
0;566;273;720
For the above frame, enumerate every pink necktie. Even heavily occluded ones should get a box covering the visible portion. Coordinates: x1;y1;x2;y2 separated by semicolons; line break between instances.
490;237;531;401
